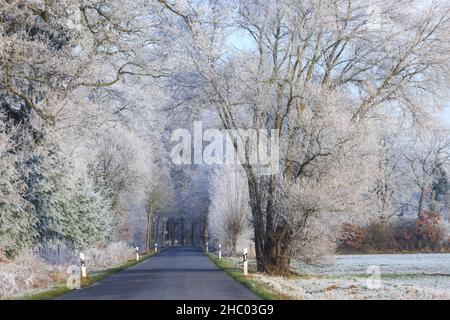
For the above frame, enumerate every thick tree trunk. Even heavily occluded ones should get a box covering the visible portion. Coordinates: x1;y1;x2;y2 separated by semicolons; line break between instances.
252;223;293;274
263;225;293;274
247;181;266;272
245;168;293;274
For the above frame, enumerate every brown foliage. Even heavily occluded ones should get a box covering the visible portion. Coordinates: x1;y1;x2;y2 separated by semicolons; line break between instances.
338;223;366;252
417;211;445;252
0;247;10;264
338;213;449;253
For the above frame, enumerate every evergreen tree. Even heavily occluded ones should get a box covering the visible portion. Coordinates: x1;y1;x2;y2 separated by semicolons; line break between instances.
431;163;449;210
0;130;37;257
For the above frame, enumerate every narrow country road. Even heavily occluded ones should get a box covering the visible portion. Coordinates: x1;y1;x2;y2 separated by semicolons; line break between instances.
59;246;258;300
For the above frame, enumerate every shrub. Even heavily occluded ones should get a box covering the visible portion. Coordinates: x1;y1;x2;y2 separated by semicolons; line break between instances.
0;242;134;298
392;221;417;251
0;271;19;297
338;223;366;253
0;252;65;298
417;211;446;252
85;242;134;271
37;241;78;266
0;247;10;263
337;215;450;254
363;222;397;251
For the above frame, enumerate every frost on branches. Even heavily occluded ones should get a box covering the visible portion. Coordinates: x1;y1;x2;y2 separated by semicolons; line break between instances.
0;0;172;260
208;167;252;256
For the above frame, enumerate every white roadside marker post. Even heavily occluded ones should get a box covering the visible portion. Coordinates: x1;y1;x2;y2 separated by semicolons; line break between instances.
80;252;87;278
206;242;209;253
154;243;158;253
243;248;248;276
135;246;140;261
218;244;222;259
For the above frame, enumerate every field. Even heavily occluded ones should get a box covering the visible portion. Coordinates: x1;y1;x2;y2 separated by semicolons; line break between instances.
293;253;450;275
228;253;450;300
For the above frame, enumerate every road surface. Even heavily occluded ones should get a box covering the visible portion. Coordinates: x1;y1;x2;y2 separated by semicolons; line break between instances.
59;246;258;300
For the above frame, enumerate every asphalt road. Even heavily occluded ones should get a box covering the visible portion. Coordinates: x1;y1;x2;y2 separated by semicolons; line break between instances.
59;246;258;300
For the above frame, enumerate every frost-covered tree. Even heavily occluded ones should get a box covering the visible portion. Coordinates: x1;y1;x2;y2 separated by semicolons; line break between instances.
1;117;114;255
2;0;450;273
1;1;171;256
275;93;373;264
84;124;170;242
209;167;251;256
367;121;412;226
144;175;173;253
0;117;36;257
25;131;114;249
404;128;450;217
1;0;166;124
159;0;450;273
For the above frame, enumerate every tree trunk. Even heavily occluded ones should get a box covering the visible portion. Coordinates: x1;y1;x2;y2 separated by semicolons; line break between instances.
162;219;167;247
417;187;425;249
191;221;195;246
231;235;237;256
154;215;160;247
181;218;185;246
245;169;293;274
263;226;293;274
145;208;153;254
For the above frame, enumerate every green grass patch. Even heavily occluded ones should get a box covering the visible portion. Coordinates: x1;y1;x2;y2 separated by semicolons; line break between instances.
18;254;151;300
17;283;73;301
206;253;289;300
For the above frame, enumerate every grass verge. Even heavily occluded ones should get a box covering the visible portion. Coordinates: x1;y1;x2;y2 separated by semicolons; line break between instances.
206;253;289;300
17;254;152;300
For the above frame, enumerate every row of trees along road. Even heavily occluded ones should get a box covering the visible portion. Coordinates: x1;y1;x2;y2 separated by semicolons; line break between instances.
158;0;450;273
1;1;450;275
